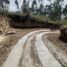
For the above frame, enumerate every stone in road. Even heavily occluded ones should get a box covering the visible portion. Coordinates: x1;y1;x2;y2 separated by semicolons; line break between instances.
2;30;62;67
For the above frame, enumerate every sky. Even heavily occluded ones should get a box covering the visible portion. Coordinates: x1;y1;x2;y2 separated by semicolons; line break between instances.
9;0;67;12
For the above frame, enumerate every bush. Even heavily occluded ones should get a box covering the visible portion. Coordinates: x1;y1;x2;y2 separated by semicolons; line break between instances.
60;26;67;42
7;14;61;29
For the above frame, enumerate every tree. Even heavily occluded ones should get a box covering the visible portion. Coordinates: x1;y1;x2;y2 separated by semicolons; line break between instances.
31;0;37;14
38;0;43;3
21;0;29;14
0;0;10;14
63;4;67;16
46;0;64;20
15;0;20;13
15;0;19;10
45;4;52;14
28;0;30;7
0;0;10;35
39;3;44;15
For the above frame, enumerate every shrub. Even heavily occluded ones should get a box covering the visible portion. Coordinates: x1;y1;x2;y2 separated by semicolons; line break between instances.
60;26;67;42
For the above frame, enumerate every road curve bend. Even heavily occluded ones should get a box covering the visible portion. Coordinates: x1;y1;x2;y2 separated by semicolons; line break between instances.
2;30;49;67
35;32;62;67
2;30;63;67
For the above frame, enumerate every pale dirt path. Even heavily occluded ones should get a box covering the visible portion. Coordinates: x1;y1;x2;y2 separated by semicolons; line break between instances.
2;30;64;67
42;33;67;67
19;33;39;67
35;32;62;67
2;30;49;67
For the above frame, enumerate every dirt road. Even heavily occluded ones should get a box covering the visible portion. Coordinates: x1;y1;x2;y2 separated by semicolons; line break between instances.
2;30;66;67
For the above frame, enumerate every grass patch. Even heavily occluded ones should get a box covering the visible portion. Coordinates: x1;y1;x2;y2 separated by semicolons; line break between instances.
32;15;49;22
32;15;67;26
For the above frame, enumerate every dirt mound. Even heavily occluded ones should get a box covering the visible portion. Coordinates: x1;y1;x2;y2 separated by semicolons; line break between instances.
60;26;67;42
0;15;10;35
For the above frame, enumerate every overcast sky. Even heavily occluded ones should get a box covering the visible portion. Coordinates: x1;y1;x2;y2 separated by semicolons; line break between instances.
9;0;67;11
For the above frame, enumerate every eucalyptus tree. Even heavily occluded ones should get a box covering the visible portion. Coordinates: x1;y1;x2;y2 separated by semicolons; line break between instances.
15;0;19;10
31;0;37;14
63;4;67;16
28;0;30;7
0;0;10;14
21;0;30;14
39;3;44;15
53;0;64;20
0;0;10;13
38;0;43;4
46;0;64;20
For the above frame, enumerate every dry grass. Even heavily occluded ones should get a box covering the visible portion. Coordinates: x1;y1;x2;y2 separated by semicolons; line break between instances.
0;16;10;35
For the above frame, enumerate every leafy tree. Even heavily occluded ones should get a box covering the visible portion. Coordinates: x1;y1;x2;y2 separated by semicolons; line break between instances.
28;0;30;7
46;0;64;20
15;0;20;13
31;0;37;13
39;3;44;15
0;0;10;14
38;0;43;4
45;4;52;14
0;0;10;35
3;0;9;3
15;0;19;10
21;0;29;14
63;4;67;16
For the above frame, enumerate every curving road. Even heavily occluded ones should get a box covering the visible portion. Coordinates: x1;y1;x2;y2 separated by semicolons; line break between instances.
2;30;64;67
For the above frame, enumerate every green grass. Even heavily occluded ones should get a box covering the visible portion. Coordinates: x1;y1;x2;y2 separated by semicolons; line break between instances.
8;12;67;26
32;15;67;26
32;15;49;22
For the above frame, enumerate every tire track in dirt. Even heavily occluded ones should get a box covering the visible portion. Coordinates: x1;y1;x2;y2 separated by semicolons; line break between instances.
2;30;63;67
31;36;43;67
2;30;48;67
42;33;67;67
19;32;43;67
35;32;62;67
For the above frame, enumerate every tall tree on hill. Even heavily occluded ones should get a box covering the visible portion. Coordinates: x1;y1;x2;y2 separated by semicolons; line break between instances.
39;3;44;15
21;0;29;14
15;0;19;10
0;0;10;35
31;0;37;13
38;0;43;4
46;0;64;20
0;0;10;14
28;0;30;7
63;4;67;16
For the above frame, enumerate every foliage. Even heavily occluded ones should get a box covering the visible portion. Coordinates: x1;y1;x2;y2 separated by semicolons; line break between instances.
21;0;29;14
39;3;44;15
63;4;67;16
31;0;37;13
46;0;64;21
60;26;67;42
15;0;19;10
0;0;10;14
